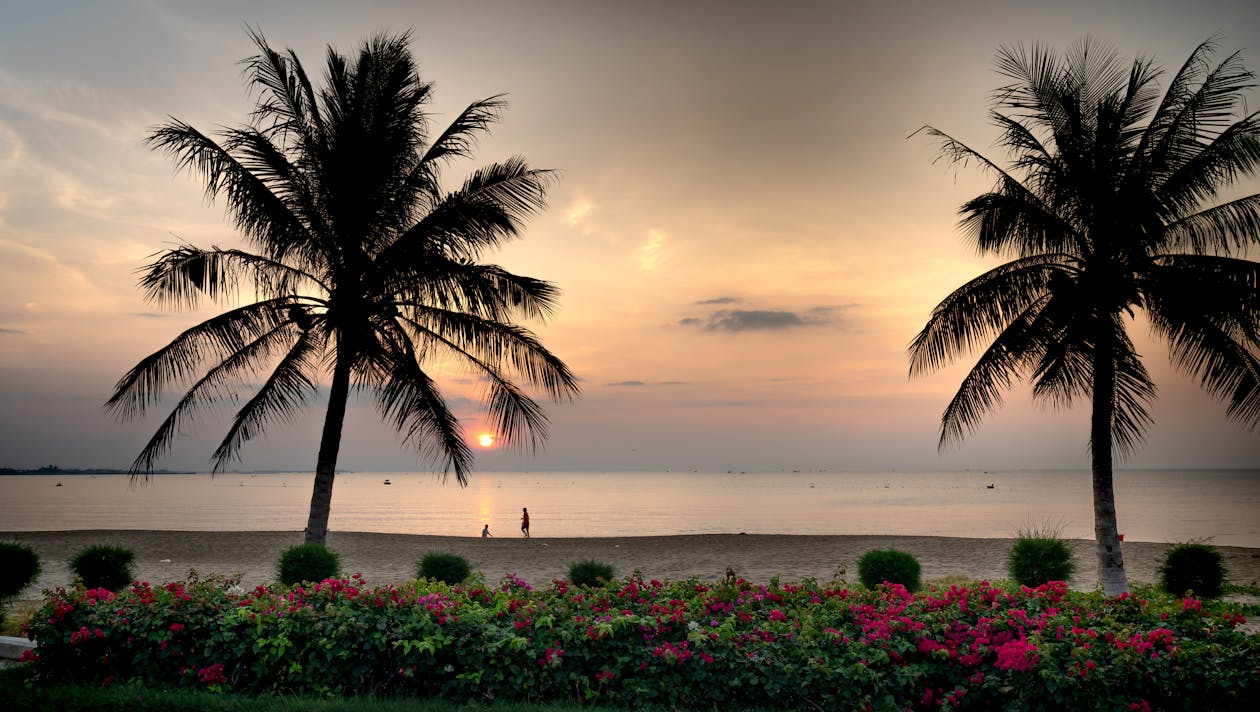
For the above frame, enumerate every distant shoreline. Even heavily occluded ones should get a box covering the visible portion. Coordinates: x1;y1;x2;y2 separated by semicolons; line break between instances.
0;469;195;476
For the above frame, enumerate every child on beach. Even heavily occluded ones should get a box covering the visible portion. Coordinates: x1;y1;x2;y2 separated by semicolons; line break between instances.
481;524;492;538
521;507;530;537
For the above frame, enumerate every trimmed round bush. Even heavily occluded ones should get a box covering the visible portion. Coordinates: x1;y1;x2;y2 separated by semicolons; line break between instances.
1159;542;1226;598
568;559;615;588
276;543;340;586
1007;536;1076;587
0;541;42;598
417;552;471;584
69;545;135;592
857;549;921;592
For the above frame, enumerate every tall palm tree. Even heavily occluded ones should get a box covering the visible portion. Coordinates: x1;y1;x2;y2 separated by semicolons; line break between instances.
106;30;579;545
910;38;1260;595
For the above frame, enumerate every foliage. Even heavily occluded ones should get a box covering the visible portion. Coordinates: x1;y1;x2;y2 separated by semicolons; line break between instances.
1159;543;1227;598
910;37;1260;595
567;560;615;588
276;544;340;587
21;572;1259;710
105;30;578;545
0;664;624;712
1007;530;1076;587
416;552;471;585
68;545;134;592
0;541;42;599
857;549;922;592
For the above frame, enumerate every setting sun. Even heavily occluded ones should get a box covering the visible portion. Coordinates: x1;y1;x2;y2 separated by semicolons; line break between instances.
478;433;494;448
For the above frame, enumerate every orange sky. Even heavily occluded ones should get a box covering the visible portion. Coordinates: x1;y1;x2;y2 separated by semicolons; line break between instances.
1;0;1258;472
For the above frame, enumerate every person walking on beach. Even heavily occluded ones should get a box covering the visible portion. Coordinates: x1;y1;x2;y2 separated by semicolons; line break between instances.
481;524;493;538
521;507;530;537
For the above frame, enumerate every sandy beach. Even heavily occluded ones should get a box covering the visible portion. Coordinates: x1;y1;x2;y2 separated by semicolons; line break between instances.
4;530;1259;597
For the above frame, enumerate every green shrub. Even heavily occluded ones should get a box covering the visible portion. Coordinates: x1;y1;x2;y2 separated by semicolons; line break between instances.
1159;542;1226;598
417;552;471;584
857;549;921;592
0;541;42;598
25;574;1260;707
69;545;135;592
568;559;615;588
1007;536;1075;587
276;543;340;586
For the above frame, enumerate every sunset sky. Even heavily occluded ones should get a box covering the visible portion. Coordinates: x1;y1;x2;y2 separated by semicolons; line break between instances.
1;0;1258;474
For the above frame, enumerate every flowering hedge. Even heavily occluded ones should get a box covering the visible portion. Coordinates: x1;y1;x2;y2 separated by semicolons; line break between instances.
22;572;1259;710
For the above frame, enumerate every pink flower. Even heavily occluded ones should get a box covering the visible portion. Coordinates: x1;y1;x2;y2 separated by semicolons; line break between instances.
993;639;1039;672
197;663;228;686
169;623;185;632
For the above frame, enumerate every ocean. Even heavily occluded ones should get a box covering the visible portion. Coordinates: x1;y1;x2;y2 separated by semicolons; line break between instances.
2;469;1257;547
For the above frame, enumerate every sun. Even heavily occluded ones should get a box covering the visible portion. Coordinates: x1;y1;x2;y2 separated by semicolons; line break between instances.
478;433;494;448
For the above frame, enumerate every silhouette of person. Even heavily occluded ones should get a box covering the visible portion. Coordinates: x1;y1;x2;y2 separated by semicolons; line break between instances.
481;523;493;538
521;507;530;537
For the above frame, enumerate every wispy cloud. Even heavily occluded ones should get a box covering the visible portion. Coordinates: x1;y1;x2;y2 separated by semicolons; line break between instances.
680;306;845;332
696;296;738;305
607;380;687;387
638;228;672;271
565;198;593;227
0;327;25;334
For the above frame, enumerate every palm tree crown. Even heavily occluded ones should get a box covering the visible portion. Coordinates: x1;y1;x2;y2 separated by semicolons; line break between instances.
107;30;579;544
910;37;1260;594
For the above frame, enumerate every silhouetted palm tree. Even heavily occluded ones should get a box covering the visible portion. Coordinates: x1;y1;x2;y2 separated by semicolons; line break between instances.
107;30;578;545
910;38;1260;594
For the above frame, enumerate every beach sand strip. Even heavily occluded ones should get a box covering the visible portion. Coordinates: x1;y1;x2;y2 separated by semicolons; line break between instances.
4;530;1259;597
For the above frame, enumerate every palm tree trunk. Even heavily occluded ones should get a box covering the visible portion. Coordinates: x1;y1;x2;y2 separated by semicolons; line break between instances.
1091;327;1129;596
304;353;352;545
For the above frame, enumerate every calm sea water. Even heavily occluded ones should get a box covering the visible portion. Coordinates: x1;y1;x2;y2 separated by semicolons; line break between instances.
1;470;1257;547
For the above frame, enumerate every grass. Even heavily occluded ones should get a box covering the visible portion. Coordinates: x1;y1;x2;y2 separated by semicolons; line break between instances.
1;598;39;636
0;665;629;712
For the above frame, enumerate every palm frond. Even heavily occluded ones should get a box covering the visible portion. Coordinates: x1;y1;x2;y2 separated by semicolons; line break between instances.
211;325;324;471
385;257;563;323
1146;255;1260;429
138;245;322;309
909;255;1069;376
421;95;507;165
402;306;579;402
1108;327;1158;457
1156;113;1260;223
105;298;295;420
388;310;559;455
958;189;1079;256
128;319;306;475
1162;193;1260;253
374;336;474;484
242;26;316;146
146;121;312;259
393;160;555;260
937;297;1051;449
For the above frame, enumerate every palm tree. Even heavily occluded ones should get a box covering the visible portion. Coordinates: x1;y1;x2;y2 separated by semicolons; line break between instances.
106;30;579;545
910;37;1260;595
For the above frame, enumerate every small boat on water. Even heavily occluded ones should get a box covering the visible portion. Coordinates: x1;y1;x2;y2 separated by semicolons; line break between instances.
383;479;392;485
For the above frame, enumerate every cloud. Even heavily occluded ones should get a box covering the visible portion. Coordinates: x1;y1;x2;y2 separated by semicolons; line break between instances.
638;228;672;271
565;198;593;227
679;307;843;332
608;380;646;387
606;380;687;387
696;296;738;305
0;327;25;334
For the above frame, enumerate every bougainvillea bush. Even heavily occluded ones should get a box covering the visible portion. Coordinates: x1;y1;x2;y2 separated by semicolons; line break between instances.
21;572;1259;710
